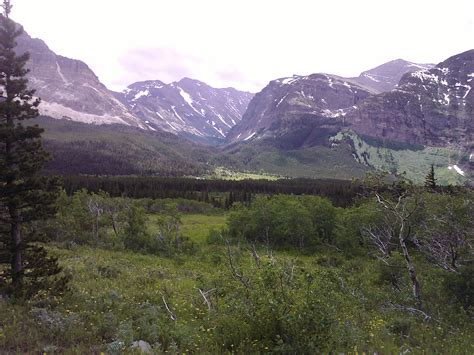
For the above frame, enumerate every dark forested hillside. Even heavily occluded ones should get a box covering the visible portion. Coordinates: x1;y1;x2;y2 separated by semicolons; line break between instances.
37;117;214;176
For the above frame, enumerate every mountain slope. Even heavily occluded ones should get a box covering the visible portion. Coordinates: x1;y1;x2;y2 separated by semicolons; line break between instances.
117;78;253;143
37;117;214;176
17;24;252;144
17;27;145;128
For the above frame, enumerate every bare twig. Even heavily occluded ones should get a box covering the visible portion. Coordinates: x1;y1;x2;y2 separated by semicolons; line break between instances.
222;236;251;290
388;302;458;334
197;288;214;312
161;293;176;321
249;242;260;268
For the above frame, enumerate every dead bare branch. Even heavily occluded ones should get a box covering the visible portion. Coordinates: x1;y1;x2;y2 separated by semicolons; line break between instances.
197;288;214;312
160;293;176;321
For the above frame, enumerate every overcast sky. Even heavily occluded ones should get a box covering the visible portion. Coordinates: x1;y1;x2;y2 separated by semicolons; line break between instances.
12;0;474;92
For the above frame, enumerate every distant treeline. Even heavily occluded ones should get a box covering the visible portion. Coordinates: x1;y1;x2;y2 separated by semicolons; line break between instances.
61;176;363;208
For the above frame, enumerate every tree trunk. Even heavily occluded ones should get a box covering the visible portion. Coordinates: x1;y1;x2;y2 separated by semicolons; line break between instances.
94;214;99;242
5;114;23;290
10;207;22;289
399;220;422;308
111;215;119;238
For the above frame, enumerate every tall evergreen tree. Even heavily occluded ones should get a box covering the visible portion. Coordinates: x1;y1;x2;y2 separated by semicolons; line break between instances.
424;164;437;190
0;0;67;298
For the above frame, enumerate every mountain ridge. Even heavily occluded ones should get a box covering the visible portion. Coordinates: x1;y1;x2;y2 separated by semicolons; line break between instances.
226;58;434;144
116;77;253;143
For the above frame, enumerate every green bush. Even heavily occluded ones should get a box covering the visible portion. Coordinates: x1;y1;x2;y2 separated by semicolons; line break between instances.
443;264;474;311
227;195;338;250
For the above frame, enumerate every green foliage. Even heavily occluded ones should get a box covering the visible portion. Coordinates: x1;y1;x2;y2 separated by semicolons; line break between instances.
123;205;149;252
62;175;363;208
443;264;474;310
417;192;474;271
228;195;337;250
2;175;474;352
38;117;212;177
424;164;437;189
333;201;383;255
210;258;337;353
48;190;201;257
1;190;474;352
0;4;67;299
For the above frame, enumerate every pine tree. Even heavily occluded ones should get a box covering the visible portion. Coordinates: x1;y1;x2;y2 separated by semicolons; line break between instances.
424;164;437;190
0;0;68;299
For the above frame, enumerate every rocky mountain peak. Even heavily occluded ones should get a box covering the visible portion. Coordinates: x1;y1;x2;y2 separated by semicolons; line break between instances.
354;59;435;93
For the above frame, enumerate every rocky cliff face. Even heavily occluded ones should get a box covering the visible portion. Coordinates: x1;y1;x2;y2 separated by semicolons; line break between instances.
117;78;253;142
347;50;473;149
17;28;144;128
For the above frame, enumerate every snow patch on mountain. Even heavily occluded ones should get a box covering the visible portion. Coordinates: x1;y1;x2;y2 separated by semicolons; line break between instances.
448;165;465;176
55;62;69;85
363;73;381;83
133;89;150;101
244;132;256;141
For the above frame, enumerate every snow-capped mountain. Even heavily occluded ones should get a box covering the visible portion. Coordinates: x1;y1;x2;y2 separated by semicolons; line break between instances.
352;59;434;93
17;27;145;128
227;59;436;144
347;49;473;152
117;78;253;142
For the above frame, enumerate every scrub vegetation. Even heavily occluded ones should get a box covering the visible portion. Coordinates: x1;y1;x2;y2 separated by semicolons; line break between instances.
1;179;473;353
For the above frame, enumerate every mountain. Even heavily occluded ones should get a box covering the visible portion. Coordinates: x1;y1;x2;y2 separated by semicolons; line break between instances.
16;27;145;128
352;59;434;93
347;50;473;148
226;74;374;145
13;22;473;182
339;49;474;180
225;52;473;183
116;78;253;143
227;59;434;144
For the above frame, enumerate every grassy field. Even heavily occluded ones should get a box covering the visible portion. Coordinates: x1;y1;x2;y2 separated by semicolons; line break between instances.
1;213;230;353
148;213;227;245
204;167;283;181
1;203;472;353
